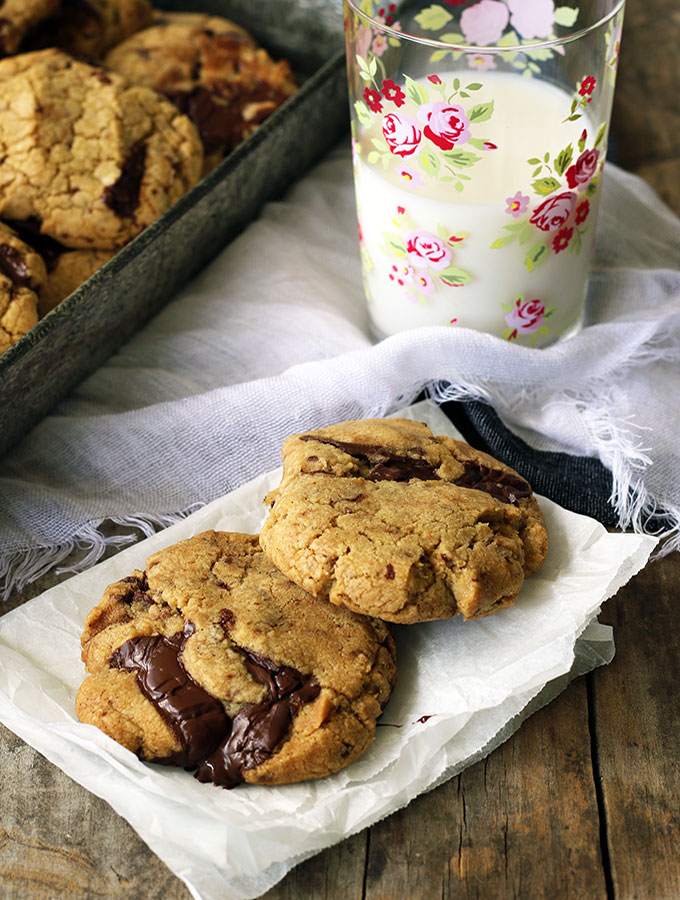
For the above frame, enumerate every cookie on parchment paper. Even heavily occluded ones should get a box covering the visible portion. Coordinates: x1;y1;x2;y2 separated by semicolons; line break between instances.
260;417;549;624
76;531;397;788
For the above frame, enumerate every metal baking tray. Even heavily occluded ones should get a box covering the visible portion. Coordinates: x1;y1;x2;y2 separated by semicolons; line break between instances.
0;0;348;457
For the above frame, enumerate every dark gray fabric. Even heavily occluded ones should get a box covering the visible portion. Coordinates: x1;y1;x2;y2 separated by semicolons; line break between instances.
443;400;618;524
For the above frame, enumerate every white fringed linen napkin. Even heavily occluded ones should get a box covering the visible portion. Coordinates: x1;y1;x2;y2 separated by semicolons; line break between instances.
1;143;679;599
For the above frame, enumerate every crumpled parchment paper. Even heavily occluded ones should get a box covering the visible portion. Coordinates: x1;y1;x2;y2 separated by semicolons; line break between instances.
0;401;657;900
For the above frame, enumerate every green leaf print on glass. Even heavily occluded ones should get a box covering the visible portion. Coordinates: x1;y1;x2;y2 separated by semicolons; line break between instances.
554;144;574;176
524;243;548;272
468;101;495;123
414;5;453;30
532;176;562;196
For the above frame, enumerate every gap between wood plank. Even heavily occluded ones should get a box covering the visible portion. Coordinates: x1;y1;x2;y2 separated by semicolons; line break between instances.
362;825;371;899
587;672;616;900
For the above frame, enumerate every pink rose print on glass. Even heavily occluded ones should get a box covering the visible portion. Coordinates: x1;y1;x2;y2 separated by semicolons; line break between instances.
507;0;555;40
418;102;471;150
505;298;546;336
416;274;436;294
460;0;509;46
468;53;496;71
505;190;530;218
389;263;416;286
406;231;452;270
355;25;372;59
382;112;422;157
566;148;600;190
371;32;389;57
530;191;577;231
397;166;424;187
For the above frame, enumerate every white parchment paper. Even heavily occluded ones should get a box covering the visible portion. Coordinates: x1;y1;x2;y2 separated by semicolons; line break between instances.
0;401;657;899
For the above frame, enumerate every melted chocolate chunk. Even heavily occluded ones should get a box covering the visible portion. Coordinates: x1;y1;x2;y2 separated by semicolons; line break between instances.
0;244;31;287
164;86;240;155
219;608;235;634
300;434;532;501
164;81;288;156
367;457;440;481
4;218;66;272
120;572;150;605
196;647;320;789
300;435;441;482
0;21;8;59
454;461;531;504
122;573;149;590
111;623;229;768
110;626;319;788
103;141;147;219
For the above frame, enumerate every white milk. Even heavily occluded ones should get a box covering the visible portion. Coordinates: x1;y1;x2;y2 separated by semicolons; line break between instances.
354;71;604;346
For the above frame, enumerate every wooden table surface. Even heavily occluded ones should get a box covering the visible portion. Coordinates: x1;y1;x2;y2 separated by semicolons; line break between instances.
2;1;679;897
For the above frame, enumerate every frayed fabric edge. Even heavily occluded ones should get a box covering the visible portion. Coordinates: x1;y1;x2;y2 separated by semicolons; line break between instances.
0;506;203;606
427;381;680;560
3;359;679;604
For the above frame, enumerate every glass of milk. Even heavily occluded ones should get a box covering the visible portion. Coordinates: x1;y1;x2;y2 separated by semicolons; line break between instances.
344;0;625;346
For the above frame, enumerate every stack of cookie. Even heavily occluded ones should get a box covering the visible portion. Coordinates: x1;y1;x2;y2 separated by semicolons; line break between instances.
0;1;297;354
76;418;549;789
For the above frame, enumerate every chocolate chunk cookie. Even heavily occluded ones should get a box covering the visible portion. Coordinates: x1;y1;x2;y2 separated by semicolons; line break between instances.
0;0;60;57
0;49;203;249
28;0;153;61
76;531;397;788
0;221;46;352
105;13;297;174
260;418;549;624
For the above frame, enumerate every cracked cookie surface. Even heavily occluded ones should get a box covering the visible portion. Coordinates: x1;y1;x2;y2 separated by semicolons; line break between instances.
76;530;397;787
260;418;549;624
0;221;46;352
0;48;203;249
105;12;297;174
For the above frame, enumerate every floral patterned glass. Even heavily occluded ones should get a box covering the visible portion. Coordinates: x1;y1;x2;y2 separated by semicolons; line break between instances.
345;0;625;346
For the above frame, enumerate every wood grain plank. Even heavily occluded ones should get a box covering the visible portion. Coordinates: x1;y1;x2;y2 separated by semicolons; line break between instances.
364;680;607;900
593;552;680;900
627;158;680;217
612;2;680;171
261;831;367;900
0;724;191;900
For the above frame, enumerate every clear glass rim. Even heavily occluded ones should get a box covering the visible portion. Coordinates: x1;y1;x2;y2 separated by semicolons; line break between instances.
344;0;625;54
